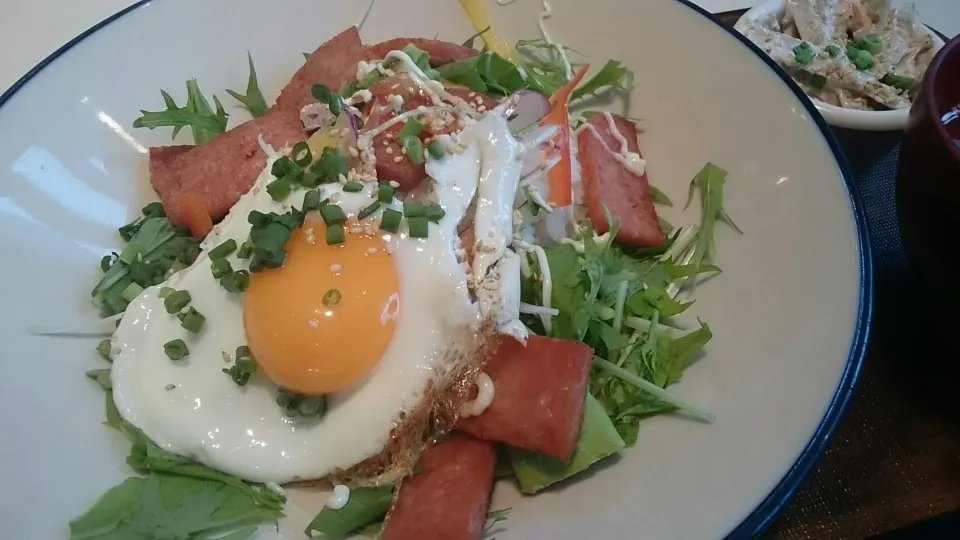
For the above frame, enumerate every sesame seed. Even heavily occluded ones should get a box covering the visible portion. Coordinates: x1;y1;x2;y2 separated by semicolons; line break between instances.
349;147;359;158
468;92;477;98
478;106;487;112
330;264;343;273
367;247;379;255
386;147;394;155
351;225;363;234
308;320;320;328
165;384;176;391
385;244;395;254
383;140;390;147
389;180;400;188
401;146;407;155
338;174;347;184
393;156;403;163
329;128;341;137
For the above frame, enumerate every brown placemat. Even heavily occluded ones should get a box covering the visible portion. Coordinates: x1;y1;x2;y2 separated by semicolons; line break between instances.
712;9;960;540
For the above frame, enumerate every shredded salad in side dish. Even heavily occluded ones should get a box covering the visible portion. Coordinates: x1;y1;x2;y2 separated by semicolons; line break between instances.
55;1;742;538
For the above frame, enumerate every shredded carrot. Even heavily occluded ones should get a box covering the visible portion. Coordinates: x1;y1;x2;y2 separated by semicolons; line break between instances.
543;65;589;207
176;193;213;238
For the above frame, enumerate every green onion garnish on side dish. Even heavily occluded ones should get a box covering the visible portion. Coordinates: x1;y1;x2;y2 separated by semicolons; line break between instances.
209;239;238;260
163;289;191;314
809;73;827;90
221;270;250;293
407;216;429;238
311;83;344;116
397;118;425;140
403;136;425;165
301;171;321;188
247;210;270;227
343;181;364;193
311;147;348;183
855;33;883;55
846;45;875;70
178;307;206;333
303;189;324;212
358;201;381;220
792;42;815;65
100;254;114;272
267;179;293;201
158;286;174;299
320;205;347;226
97;339;112;361
380;208;403;233
427;140;445;160
880;73;916;90
164;339;189;361
271;156;296;178
326;224;346;245
403;201;426;218
825;44;840;57
377;183;395;203
423;204;445;223
291;141;312;167
237;240;254;259
211;258;233;279
323;288;342;307
223;345;257;386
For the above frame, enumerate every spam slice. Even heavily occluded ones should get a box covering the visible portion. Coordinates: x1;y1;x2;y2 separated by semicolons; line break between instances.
149;109;306;226
275;27;365;112
380;435;496;540
365;38;479;66
368;78;497;190
457;335;594;461
577;113;665;247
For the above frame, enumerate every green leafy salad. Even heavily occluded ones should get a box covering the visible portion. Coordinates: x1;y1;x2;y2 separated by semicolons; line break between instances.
68;18;740;540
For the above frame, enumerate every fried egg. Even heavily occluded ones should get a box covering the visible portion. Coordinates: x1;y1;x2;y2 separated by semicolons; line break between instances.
109;130;490;483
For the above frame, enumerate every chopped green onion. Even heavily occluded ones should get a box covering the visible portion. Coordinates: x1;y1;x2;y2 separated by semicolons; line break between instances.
141;201;166;218
323;288;342;306
247;210;269;227
855;33;883;55
824;44;840;57
320;204;347;225
311;84;344;116
793;42;815;65
208;239;238;260
163;289;191;314
880;73;916;90
303;189;325;212
427;140;445;160
407;216;429;238
97;339;112;361
397;118;424;140
311;147;348;183
301;171;322;188
380;208;403;233
121;282;144;302
237;240;254;259
846;45;874;70
221;270;250;293
291;141;312;167
403;136;425;165
178;307;206;333
254;222;294;252
222;349;256;386
164;339;189;361
358;201;381;220
267;179;293;201
343;181;364;193
100;254;114;272
271;156;296;178
377;183;396;203
403;202;426;218
211;257;233;279
275;389;327;418
424;204;445;223
298;396;327;417
809;73;827;90
326;224;346;245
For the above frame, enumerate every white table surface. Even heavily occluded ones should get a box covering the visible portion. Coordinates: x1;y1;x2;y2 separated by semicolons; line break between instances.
0;0;957;95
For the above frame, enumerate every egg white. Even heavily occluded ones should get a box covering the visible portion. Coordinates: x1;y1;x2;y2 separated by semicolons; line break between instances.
110;141;484;483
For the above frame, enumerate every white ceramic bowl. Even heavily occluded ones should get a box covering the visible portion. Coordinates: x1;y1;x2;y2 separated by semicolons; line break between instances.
0;0;870;538
738;0;946;131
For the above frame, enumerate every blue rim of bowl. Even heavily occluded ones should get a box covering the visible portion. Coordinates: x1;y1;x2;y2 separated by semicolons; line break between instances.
0;1;873;538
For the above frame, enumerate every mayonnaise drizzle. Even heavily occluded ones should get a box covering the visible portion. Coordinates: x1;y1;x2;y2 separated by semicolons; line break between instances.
383;51;480;116
576;113;647;178
514;239;553;334
459;372;496;418
326;484;351;510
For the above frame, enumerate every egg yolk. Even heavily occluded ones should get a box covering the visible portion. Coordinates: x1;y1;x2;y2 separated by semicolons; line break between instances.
243;221;400;395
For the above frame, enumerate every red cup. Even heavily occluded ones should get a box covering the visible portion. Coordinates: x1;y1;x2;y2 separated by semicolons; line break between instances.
897;35;960;305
